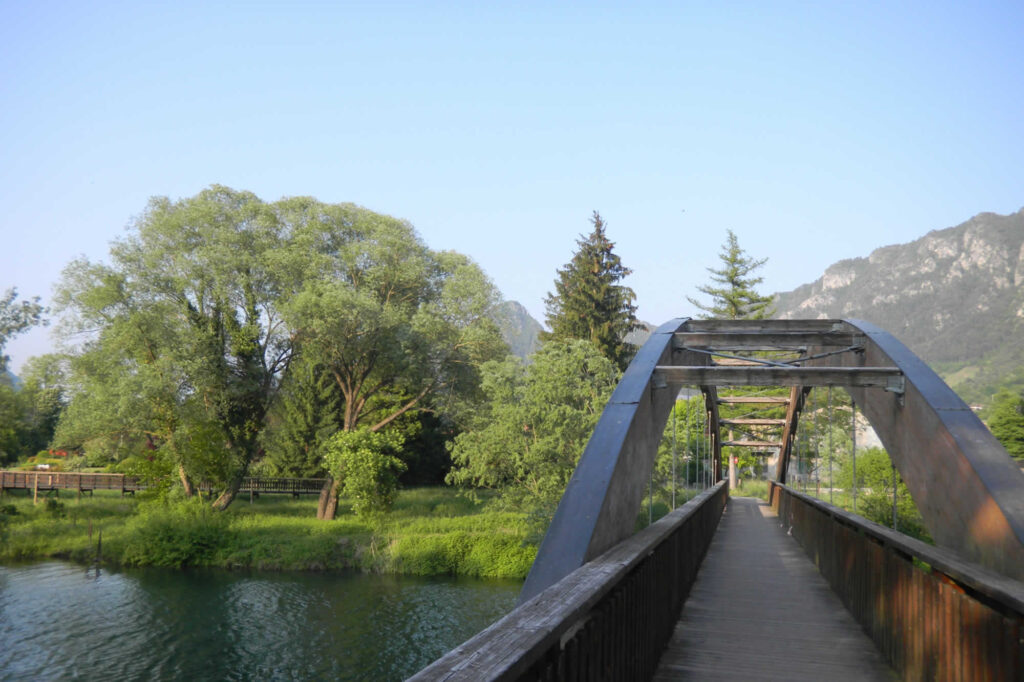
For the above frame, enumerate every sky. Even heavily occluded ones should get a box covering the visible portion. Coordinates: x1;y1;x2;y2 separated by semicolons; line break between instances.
2;1;1022;374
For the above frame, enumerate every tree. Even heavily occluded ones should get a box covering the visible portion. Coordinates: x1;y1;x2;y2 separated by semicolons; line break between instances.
260;352;342;478
55;186;297;508
0;288;46;373
447;340;619;532
988;389;1024;461
542;211;641;371
278;197;508;519
687;230;774;319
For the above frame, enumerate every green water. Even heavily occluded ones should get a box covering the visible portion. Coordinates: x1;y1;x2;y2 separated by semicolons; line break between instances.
0;562;520;681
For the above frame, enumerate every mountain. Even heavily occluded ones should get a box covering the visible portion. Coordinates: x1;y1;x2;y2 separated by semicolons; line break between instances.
773;208;1024;406
493;302;657;362
494;301;544;360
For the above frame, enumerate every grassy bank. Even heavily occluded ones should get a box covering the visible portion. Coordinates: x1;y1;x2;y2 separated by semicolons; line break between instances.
0;487;536;579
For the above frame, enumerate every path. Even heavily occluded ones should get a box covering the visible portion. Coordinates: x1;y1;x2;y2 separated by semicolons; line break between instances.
653;496;896;681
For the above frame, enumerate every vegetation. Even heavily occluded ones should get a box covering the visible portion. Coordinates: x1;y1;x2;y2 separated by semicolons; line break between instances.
541;211;640;371
687;229;773;319
0;288;46;374
772;209;1024;409
0;487;535;578
446;340;619;538
987;388;1024;461
3;188;1017;582
46;187;504;519
0;291;51;465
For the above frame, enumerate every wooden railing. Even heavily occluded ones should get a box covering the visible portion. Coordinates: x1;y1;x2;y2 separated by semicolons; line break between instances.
0;471;326;497
0;470;144;494
411;481;727;681
769;481;1024;681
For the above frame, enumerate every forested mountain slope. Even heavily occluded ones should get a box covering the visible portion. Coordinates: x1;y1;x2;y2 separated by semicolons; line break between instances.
773;208;1024;405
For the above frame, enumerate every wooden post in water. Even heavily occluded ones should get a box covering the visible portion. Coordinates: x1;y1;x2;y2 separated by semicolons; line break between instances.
33;473;38;505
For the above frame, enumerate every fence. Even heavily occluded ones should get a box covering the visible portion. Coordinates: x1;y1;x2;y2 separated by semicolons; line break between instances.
411;481;728;681
769;481;1024;680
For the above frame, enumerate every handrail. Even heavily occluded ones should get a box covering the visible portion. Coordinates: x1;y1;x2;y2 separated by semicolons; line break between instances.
412;482;727;681
770;481;1024;679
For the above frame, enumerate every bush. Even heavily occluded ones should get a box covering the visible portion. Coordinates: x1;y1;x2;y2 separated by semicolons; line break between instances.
323;429;407;518
121;500;233;567
388;531;534;578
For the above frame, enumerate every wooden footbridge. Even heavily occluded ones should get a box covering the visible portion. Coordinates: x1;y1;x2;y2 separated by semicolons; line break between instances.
414;319;1024;681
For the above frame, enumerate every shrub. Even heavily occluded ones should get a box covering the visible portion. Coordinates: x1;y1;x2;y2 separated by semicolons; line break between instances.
121;500;233;567
323;429;407;518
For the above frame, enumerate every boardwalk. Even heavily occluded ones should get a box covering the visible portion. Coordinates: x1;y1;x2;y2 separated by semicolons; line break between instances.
654;496;897;681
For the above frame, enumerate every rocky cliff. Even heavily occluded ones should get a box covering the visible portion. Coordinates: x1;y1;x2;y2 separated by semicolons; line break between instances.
774;208;1024;403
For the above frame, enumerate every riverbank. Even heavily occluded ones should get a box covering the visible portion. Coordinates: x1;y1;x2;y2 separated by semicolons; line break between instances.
0;487;537;578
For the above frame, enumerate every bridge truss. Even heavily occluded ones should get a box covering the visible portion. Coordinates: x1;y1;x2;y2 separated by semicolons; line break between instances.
521;318;1024;602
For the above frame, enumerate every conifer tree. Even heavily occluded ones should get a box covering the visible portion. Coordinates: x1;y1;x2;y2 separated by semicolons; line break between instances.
263;353;342;477
542;212;641;371
687;229;774;319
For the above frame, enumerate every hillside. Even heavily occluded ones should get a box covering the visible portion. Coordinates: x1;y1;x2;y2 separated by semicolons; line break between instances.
773;208;1024;405
494;301;544;359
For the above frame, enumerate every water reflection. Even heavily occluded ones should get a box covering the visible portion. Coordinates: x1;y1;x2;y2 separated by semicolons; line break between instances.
0;563;519;681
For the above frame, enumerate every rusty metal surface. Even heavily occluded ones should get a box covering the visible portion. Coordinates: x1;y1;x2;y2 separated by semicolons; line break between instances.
771;482;1024;680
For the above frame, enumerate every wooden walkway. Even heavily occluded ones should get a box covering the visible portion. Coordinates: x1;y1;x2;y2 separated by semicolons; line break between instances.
654;496;897;681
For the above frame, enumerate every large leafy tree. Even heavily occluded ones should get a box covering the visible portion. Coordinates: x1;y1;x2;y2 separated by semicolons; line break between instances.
279;197;508;519
988;389;1024;461
56;186;297;509
687;229;774;319
0;288;46;373
447;340;619;530
542;211;640;371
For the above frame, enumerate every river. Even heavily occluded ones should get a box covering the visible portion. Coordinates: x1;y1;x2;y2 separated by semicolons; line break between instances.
0;562;520;681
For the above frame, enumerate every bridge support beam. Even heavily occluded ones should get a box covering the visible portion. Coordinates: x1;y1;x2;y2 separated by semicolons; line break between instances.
810;320;1024;582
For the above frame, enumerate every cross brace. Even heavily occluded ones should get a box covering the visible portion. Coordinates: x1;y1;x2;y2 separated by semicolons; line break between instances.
654;366;905;393
674;331;866;351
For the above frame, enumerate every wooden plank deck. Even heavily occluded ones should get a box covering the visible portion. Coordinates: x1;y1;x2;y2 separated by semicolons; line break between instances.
654;496;897;681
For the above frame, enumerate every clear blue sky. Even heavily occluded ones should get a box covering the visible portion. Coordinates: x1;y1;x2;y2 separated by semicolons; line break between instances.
2;1;1022;373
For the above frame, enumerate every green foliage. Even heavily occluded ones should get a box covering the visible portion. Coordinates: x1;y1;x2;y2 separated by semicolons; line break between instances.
121;499;234;567
323;428;407;517
0;486;533;578
388;530;534;578
687;229;773;319
447;339;619;533
278;198;507;518
0;287;46;373
54;186;298;508
0;354;68;464
987;389;1024;461
52;187;504;515
262;354;341;477
541;211;640;371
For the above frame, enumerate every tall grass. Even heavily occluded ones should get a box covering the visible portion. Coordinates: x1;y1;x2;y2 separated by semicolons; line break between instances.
0;487;537;578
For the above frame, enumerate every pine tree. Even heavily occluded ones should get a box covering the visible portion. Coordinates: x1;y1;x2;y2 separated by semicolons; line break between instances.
541;212;641;371
687;230;774;319
263;355;342;477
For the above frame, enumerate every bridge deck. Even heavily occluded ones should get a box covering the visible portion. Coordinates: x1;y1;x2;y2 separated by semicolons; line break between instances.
654;496;896;681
